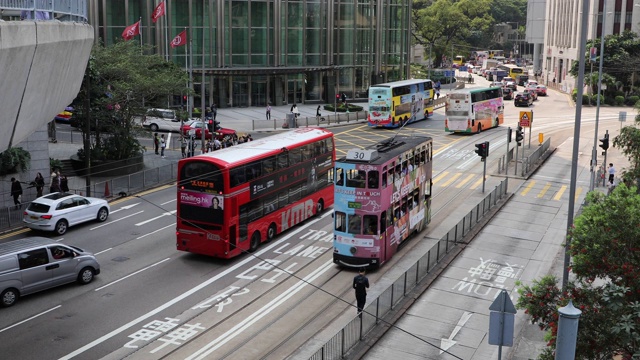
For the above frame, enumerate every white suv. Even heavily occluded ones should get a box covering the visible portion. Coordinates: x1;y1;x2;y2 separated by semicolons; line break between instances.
139;108;183;132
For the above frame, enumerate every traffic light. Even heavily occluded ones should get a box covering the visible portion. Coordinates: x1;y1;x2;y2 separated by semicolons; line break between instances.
336;94;341;100
515;126;524;144
507;127;513;143
599;133;609;151
475;141;489;159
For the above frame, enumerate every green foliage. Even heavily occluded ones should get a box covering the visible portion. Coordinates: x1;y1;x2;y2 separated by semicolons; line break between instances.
615;95;625;105
517;184;640;359
49;158;62;172
625;95;639;106
73;40;189;161
0;148;30;175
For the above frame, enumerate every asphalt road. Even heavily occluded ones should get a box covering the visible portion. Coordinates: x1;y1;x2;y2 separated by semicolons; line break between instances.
0;79;630;359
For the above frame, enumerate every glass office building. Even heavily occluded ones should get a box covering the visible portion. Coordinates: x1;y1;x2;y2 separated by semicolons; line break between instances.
88;0;411;108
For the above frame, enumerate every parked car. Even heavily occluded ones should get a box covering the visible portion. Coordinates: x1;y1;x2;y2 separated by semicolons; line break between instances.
514;92;533;107
23;193;110;235
524;88;538;101
502;87;514;100
535;84;548;96
54;106;74;123
0;237;100;307
139;108;183;132
180;120;236;141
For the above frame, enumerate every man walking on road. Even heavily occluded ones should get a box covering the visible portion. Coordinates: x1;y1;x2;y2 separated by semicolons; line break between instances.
608;163;616;184
353;268;369;317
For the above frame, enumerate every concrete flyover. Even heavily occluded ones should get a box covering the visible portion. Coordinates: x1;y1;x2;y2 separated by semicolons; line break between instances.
0;4;93;151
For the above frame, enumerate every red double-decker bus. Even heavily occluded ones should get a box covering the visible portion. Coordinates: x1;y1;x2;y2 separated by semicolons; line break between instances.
176;128;335;258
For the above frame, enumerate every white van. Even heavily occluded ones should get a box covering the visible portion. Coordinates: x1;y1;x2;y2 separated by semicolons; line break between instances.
0;237;100;307
138;108;183;132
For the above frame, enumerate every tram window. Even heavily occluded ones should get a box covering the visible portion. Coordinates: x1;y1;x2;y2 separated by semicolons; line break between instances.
346;169;366;188
401;198;407;216
394;206;400;220
425;179;432;196
335;212;346;232
348;214;362;235
382;167;388;187
368;170;379;188
402;161;408;175
388;167;395;183
395;163;401;179
364;215;377;234
421;150;426;164
336;168;344;186
380;211;387;229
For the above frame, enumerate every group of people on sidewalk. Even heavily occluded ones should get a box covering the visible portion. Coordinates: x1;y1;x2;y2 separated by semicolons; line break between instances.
9;170;69;209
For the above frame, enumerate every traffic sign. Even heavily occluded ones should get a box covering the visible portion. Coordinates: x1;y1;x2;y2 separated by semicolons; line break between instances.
519;111;532;128
489;290;517;313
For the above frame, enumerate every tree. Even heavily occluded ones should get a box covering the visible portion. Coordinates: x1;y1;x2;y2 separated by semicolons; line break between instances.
517;185;640;359
613;109;640;185
73;40;189;162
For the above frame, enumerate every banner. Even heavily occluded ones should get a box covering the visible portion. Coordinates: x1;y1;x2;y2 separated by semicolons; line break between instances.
171;30;187;48
122;21;141;41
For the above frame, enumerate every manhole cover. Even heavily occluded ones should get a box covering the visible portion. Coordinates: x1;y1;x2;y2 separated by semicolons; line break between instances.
112;256;130;262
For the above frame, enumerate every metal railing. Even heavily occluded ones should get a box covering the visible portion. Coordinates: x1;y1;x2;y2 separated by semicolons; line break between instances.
0;162;179;233
0;0;87;22
306;178;509;360
252;111;368;131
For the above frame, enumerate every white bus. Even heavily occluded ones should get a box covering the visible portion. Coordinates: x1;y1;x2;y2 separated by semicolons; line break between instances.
445;87;504;133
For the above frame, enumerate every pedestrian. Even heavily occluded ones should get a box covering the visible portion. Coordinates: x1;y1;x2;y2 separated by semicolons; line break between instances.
341;92;347;104
353;268;369;316
59;173;69;192
468;73;472;83
180;136;187;158
266;103;271;120
10;177;22;210
160;134;166;158
34;172;45;197
211;103;217;121
246;134;253;141
316;105;322;121
436;89;440;99
608;163;616;184
49;170;59;193
291;103;300;119
153;133;159;154
552;77;556;84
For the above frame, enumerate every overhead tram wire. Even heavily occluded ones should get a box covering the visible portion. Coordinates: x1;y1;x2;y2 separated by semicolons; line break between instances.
131;193;466;360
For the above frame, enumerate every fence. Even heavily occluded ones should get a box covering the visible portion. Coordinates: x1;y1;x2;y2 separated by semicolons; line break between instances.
306;178;509;360
252;111;368;131
0;162;179;233
0;0;88;22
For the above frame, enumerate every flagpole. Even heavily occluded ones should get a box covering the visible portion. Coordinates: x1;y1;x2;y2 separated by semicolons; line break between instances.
185;28;188;117
139;17;142;50
164;14;169;61
189;38;193;119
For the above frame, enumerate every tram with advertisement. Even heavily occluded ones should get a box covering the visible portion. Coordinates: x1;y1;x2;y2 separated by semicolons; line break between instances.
333;136;433;268
445;87;504;133
368;79;434;128
176;128;335;258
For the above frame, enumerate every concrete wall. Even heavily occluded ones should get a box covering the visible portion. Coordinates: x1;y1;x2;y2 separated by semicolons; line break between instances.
0;21;93;151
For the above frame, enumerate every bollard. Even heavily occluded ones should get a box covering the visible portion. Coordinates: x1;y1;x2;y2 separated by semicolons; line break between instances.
555;300;582;360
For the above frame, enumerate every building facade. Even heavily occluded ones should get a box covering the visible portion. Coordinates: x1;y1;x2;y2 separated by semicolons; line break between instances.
88;0;412;108
542;0;640;93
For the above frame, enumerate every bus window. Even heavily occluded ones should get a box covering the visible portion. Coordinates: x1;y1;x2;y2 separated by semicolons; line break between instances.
279;191;288;208
230;166;246;187
364;215;377;234
368;170;379;188
335;212;346;232
348;214;362;235
264;194;278;214
382;166;388;187
302;145;312;161
346;169;366;188
336;168;344;185
289;148;302;164
263;157;276;174
277;153;288;169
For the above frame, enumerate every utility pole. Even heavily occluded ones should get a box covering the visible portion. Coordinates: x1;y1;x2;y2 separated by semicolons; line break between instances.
590;1;608;192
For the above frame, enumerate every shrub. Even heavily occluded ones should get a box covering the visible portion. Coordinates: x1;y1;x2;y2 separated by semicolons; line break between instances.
582;94;591;105
605;96;616;105
625;96;639;106
572;89;578;102
615;96;625;106
0;148;31;175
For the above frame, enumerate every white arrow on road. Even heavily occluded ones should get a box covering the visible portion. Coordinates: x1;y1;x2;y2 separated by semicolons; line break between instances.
440;311;473;354
135;210;177;226
110;202;141;214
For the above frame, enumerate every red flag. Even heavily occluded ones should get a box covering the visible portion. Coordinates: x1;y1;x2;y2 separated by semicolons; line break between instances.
122;21;141;41
151;1;166;23
170;30;187;48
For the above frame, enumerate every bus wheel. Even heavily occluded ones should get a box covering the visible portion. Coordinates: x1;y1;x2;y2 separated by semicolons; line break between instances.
476;124;482;134
266;224;277;242
249;232;260;252
316;200;324;215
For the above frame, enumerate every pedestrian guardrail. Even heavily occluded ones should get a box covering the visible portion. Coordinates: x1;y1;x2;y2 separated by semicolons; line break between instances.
301;178;509;360
0;0;88;22
252;111;368;131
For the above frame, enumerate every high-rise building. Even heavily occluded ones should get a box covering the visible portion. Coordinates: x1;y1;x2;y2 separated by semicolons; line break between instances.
88;0;412;108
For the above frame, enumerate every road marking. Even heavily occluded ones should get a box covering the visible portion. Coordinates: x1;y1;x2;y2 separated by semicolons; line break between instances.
440;311;472;354
0;305;62;334
440;173;462;187
433;171;449;184
60;211;332;360
135;210;177;226
90;211;144;230
520;181;536;196
553;185;567;200
110;203;141;214
575;187;583;203
187;260;335;360
161;199;176;206
456;174;476;188
470;176;485;190
537;182;551;198
94;247;112;256
136;223;175;239
94;258;171;291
